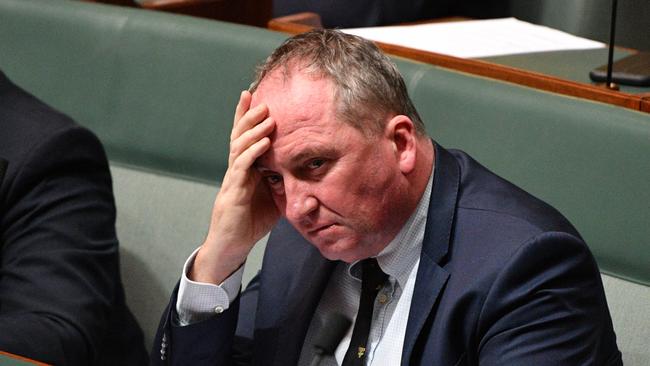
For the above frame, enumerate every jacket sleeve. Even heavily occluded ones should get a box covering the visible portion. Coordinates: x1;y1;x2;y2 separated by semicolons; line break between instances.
476;232;622;366
151;275;260;366
0;126;123;364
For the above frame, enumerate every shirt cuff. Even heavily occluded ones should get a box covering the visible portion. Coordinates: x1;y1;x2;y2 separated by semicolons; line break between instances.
176;247;245;326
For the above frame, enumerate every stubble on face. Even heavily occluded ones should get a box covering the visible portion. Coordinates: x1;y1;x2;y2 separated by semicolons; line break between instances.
252;67;413;263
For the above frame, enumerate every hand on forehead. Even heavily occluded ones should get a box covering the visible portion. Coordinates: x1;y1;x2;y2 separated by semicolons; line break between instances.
249;69;338;136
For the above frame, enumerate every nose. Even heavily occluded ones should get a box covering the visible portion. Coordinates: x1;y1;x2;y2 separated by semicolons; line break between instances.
283;178;318;223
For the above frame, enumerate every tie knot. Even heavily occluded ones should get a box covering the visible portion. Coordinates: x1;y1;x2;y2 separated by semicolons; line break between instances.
362;258;387;293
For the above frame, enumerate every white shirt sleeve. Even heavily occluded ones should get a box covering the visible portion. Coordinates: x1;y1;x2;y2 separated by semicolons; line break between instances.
176;247;245;326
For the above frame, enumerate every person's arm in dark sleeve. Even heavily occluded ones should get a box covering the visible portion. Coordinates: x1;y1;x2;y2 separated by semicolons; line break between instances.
151;273;260;366
0;126;121;365
151;90;275;365
477;232;622;365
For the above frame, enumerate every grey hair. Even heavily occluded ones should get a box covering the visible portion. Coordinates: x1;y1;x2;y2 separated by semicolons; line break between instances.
249;29;426;136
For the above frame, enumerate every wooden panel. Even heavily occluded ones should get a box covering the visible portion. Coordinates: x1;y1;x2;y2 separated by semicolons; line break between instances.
641;94;650;113
142;0;272;27
81;0;136;6
87;0;272;27
0;351;50;366
376;41;642;111
269;12;322;29
267;17;648;114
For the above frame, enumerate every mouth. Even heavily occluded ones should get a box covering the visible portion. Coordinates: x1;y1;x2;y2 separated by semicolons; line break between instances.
307;223;337;235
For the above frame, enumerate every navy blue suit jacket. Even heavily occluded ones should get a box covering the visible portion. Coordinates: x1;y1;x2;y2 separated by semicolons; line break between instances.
153;144;621;365
0;71;148;365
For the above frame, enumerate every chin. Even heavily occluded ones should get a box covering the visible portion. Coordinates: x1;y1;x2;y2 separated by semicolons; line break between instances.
312;238;366;263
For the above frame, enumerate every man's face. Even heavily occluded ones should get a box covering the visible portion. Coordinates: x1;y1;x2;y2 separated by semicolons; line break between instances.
252;69;411;263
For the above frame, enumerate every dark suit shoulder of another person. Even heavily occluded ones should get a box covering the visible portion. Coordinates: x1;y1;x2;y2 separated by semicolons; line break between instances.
0;71;148;365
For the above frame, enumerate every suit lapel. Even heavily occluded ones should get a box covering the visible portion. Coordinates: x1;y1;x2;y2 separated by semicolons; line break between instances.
402;144;459;365
253;220;336;366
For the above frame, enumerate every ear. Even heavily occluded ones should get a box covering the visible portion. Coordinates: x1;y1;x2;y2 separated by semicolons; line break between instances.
385;115;417;175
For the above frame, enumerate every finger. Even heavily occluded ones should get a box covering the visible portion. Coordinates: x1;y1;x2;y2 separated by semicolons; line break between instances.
231;91;254;141
231;99;270;142
233;90;251;128
229;117;275;165
231;103;269;142
228;137;272;185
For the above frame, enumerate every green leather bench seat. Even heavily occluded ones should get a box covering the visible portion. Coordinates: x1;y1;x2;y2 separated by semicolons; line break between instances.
1;0;648;363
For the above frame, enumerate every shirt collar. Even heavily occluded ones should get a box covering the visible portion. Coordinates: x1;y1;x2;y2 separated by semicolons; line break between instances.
349;166;434;290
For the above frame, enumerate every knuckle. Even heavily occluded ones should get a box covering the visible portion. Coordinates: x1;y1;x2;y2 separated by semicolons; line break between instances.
230;157;247;171
229;140;242;157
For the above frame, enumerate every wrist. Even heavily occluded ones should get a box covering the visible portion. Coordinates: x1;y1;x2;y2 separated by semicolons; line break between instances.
189;243;247;285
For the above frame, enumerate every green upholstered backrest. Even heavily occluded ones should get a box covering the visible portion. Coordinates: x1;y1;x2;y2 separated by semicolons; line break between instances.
1;0;649;360
109;165;216;348
601;274;650;365
0;0;286;184
109;164;267;349
402;58;650;286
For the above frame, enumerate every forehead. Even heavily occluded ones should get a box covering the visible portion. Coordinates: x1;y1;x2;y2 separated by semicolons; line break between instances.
251;69;361;168
253;69;337;138
251;68;335;125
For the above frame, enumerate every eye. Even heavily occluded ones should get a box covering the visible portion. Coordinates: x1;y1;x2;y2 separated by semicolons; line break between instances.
264;174;283;186
263;174;285;195
307;158;326;170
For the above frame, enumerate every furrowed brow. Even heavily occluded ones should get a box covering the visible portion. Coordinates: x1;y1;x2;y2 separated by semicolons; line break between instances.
289;147;337;166
254;146;337;172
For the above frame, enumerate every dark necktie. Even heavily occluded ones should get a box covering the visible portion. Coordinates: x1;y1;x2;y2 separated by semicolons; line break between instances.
342;258;388;366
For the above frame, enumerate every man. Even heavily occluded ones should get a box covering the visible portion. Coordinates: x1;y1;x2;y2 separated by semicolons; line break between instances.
153;30;622;365
0;71;148;365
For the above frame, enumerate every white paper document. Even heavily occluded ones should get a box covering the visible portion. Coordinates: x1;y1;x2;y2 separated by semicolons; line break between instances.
343;18;605;58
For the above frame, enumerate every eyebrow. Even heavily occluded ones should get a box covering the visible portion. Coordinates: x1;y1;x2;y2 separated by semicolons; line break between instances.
255;146;338;172
290;147;337;165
